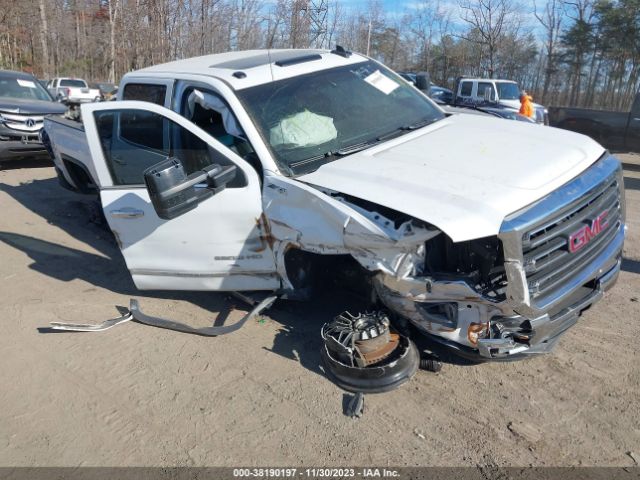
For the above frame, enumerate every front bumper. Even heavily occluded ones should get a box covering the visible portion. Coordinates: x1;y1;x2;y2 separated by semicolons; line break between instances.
0;121;49;162
0;135;49;162
375;154;625;360
66;97;97;104
476;253;620;359
375;237;622;360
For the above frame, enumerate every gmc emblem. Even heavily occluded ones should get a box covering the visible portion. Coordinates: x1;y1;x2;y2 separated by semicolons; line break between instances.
568;210;609;253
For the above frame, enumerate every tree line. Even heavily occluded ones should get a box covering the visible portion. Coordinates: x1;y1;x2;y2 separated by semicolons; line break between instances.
0;0;639;109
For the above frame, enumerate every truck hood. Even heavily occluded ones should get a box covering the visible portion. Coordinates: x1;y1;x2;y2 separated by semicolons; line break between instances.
298;114;606;242
0;97;66;115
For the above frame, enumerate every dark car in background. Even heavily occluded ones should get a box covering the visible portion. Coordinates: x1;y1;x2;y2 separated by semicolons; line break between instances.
444;101;536;123
398;72;416;84
429;85;454;105
0;70;67;167
476;105;535;122
398;73;454;105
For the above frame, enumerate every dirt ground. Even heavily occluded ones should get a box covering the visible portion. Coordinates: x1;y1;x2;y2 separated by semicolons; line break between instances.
0;153;639;468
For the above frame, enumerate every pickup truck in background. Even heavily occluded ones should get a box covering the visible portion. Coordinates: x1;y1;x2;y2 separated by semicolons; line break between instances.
548;92;640;153
453;77;548;124
42;48;625;367
47;77;101;104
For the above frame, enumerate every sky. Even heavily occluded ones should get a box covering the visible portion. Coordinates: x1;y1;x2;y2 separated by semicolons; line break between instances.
335;0;543;38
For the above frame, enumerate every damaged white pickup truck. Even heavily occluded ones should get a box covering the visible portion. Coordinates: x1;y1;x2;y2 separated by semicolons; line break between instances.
43;48;625;369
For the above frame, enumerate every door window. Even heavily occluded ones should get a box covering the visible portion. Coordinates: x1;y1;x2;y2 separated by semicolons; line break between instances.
477;82;495;100
93;108;246;187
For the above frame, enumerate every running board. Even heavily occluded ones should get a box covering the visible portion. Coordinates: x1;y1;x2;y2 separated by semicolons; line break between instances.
49;295;278;336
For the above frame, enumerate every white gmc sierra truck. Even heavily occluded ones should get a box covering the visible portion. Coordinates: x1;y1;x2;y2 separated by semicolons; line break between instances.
42;48;626;361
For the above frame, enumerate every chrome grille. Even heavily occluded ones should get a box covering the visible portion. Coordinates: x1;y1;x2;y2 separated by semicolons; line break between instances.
0;112;44;132
522;174;622;299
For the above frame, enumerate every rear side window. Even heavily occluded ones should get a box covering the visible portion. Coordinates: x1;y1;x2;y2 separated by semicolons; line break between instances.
460;81;473;96
122;83;167;105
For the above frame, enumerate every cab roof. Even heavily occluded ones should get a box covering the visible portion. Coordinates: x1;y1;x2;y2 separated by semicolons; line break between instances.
459;78;518;84
129;49;370;90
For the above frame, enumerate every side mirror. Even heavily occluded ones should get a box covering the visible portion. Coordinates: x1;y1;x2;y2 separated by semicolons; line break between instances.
144;157;236;220
415;72;430;92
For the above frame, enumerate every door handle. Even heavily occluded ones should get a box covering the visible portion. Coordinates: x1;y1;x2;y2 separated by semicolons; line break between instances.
110;208;144;219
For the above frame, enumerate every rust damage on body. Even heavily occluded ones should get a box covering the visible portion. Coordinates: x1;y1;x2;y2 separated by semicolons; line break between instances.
252;213;276;252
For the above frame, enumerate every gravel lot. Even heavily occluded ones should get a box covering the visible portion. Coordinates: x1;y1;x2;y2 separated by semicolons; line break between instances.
0;153;639;467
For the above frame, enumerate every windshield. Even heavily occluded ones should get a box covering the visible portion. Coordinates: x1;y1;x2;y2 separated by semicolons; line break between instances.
496;82;520;100
60;79;87;88
0;76;53;101
237;61;444;175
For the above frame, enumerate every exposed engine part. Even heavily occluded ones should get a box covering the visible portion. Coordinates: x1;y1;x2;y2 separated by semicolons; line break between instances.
419;356;443;373
424;234;507;300
345;392;365;418
321;311;420;393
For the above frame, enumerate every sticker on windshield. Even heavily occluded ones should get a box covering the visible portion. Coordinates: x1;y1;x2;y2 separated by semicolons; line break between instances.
17;79;36;88
364;70;399;95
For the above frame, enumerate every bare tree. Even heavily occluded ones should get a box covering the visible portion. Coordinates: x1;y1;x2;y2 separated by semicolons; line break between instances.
37;0;51;77
458;0;519;77
107;0;120;82
534;0;563;103
406;0;447;71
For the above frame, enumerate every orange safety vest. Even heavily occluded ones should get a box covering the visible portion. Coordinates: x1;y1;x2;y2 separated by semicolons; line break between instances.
519;95;534;118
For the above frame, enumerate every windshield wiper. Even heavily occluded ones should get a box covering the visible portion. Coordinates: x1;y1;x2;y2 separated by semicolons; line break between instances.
405;118;438;130
335;142;375;155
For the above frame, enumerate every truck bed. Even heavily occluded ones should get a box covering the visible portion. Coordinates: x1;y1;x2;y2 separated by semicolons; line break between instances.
548;92;640;152
548;106;629;148
43;115;97;194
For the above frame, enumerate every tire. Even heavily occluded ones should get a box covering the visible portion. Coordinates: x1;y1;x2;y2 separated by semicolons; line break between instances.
321;335;420;393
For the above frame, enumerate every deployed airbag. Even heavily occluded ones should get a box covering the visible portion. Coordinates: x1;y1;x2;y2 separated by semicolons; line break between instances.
187;89;244;138
270;110;337;147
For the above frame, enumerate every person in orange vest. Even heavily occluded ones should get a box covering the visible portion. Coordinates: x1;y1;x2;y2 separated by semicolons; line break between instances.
519;91;534;119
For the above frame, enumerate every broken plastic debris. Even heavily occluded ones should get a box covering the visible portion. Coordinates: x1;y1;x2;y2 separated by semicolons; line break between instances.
48;295;277;336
